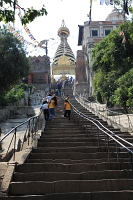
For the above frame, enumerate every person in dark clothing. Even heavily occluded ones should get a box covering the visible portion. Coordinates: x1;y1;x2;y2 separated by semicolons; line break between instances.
53;95;58;110
55;88;58;96
41;101;49;121
57;82;62;95
63;99;72;120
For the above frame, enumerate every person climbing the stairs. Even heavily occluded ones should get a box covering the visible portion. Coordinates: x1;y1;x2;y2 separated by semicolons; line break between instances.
63;99;72;120
65;94;70;103
48;97;55;120
53;94;58;110
41;101;49;121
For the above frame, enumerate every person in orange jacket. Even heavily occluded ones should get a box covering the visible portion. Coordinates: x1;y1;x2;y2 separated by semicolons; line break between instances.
64;99;72;120
48;97;55;120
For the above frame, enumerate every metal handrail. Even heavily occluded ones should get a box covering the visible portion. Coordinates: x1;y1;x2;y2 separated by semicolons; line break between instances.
0;109;43;161
72;104;133;147
62;87;133;172
63;88;133;148
75;92;133;133
71;103;133;172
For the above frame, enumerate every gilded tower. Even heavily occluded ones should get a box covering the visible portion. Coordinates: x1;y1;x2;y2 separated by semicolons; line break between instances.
52;20;76;77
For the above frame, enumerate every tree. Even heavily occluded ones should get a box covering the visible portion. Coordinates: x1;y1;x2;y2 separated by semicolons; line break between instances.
0;0;47;25
112;68;133;113
91;20;133;112
0;26;31;96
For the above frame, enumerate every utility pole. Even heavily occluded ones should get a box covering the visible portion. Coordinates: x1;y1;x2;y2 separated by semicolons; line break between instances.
45;40;48;77
38;38;54;84
44;39;54;85
45;40;48;56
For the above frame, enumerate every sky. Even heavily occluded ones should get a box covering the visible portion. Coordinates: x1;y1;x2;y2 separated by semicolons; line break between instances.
14;0;114;61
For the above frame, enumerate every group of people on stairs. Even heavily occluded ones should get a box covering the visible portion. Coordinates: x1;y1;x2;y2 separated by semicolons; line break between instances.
40;93;72;121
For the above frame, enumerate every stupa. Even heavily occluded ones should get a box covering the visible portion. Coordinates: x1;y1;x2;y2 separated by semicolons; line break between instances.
52;20;76;77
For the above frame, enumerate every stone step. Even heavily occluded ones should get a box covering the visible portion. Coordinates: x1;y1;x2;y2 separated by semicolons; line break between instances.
13;170;132;182
15;162;132;173
9;179;133;195
32;146;126;153
26;157;130;164
84;126;121;132
38;138;99;142
44;127;80;130
39;136;133;143
45;123;78;127
85;134;133;142
37;141;123;147
41;131;133;139
44;129;81;133
4;87;133;199
91;133;132;138
41;133;87;138
30;152;129;160
29;152;129;160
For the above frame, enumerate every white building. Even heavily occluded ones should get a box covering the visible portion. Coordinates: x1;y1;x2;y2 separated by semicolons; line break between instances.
78;8;123;96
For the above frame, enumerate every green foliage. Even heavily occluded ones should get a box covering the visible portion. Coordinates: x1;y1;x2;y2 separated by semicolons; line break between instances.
16;83;29;91
96;91;103;104
113;0;133;16
16;83;36;93
92;29;126;73
0;0;48;24
0;26;31;96
0;9;15;23
93;70;105;100
0;83;36;106
21;5;48;25
111;68;133;111
5;87;24;104
91;21;133;112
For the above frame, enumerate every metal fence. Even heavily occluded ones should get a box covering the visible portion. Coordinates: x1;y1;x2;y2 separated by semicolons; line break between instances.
0;109;44;161
75;93;133;133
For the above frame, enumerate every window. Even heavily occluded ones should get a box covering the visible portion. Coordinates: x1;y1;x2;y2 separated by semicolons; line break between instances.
88;43;94;50
91;30;98;37
36;59;40;63
105;30;111;36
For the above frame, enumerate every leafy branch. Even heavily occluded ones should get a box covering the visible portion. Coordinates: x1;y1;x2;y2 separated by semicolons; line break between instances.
0;0;48;24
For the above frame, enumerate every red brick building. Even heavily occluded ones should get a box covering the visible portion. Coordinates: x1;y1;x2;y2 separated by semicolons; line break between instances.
28;55;50;85
75;50;87;83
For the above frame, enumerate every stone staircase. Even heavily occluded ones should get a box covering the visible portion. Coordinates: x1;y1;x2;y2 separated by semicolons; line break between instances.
1;84;133;199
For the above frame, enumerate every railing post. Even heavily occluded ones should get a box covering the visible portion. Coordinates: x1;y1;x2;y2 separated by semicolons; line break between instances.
28;120;30;146
34;117;37;136
76;113;78;125
115;142;120;169
118;114;120;126
31;118;34;141
107;138;110;169
97;127;100;150
90;122;93;140
79;115;80;127
104;134;107;150
127;115;131;130
86;119;88;135
37;116;39;132
130;152;133;178
13;128;17;161
82;117;84;131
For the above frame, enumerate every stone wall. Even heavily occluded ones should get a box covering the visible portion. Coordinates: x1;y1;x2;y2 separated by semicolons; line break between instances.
74;82;88;96
0;106;35;122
